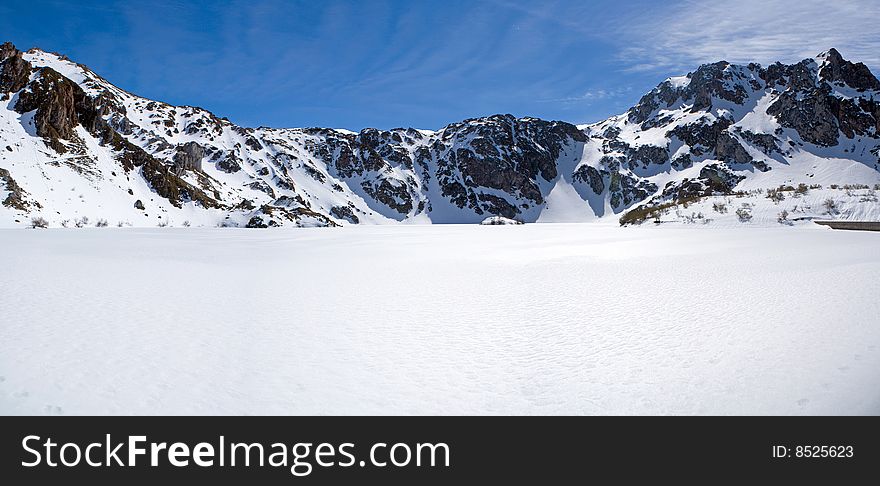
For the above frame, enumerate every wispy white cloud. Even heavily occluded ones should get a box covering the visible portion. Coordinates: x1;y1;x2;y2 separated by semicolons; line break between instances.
538;87;633;104
612;0;880;74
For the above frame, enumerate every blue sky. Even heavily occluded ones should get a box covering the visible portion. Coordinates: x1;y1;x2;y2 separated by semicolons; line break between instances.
2;0;878;130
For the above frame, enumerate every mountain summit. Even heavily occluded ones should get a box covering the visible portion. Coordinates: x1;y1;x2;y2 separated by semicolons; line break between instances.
1;43;879;227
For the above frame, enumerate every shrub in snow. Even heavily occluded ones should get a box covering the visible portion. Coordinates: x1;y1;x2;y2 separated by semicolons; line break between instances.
182;220;191;227
480;216;524;225
712;202;728;214
74;216;89;228
795;183;809;195
766;188;785;203
777;210;791;224
823;198;838;215
683;212;705;224
736;205;752;222
157;220;169;228
95;219;108;228
30;217;48;229
619;201;679;226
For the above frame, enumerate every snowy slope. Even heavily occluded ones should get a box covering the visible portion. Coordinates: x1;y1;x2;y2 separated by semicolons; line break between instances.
1;225;878;415
2;43;880;227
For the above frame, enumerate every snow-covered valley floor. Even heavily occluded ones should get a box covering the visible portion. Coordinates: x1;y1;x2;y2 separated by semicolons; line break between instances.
1;224;878;415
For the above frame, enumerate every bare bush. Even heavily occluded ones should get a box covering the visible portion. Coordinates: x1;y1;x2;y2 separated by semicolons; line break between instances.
712;202;728;214
95;218;108;228
767;188;786;203
736;205;753;222
823;198;838;215
30;217;48;229
683;212;705;224
777;210;790;224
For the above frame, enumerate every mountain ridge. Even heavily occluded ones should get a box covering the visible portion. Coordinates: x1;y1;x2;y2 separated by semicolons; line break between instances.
1;41;879;228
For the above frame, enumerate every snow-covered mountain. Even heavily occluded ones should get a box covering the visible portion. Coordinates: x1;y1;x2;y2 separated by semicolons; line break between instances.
580;48;880;225
1;42;879;227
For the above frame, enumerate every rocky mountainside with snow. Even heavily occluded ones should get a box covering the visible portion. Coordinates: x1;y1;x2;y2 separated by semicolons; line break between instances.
581;48;880;224
1;42;879;227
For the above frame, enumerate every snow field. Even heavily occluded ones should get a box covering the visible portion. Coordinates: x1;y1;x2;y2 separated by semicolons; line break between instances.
1;224;879;415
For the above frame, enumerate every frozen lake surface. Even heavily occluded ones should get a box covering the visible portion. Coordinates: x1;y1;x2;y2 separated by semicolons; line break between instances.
1;223;878;415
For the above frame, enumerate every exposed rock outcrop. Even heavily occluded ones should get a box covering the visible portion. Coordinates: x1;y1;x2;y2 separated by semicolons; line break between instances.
173;142;205;173
0;42;31;94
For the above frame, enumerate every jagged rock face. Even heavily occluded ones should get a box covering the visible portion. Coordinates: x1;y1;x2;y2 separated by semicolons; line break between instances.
669;119;730;157
440;115;585;199
662;164;745;201
298;127;422;217
430;115;585;216
762;52;880;147
297;115;586;220
0;168;39;210
714;131;755;167
245;203;339;228
330;204;359;224
215;152;242;173
173;141;205;173
766;86;841;146
735;128;779;156
13;69;83;153
571;155;657;210
609;172;657;209
628;61;755;126
0;42;31;94
818;48;880;92
572;164;605;195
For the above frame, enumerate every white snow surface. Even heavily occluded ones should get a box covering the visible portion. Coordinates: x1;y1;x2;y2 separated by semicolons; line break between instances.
1;224;878;415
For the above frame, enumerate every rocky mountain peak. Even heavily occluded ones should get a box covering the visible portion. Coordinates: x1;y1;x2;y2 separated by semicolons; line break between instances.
0;41;31;94
816;48;880;92
0;41;18;60
627;60;762;126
